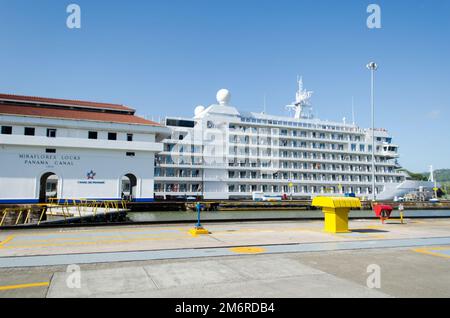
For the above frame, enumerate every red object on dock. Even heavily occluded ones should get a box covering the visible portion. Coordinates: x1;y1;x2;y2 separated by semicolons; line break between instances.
373;204;393;223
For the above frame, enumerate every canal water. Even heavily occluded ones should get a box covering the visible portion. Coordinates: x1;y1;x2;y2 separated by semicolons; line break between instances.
127;209;450;223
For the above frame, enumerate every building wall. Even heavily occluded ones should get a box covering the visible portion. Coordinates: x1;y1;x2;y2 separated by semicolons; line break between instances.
0;115;165;204
0;145;157;203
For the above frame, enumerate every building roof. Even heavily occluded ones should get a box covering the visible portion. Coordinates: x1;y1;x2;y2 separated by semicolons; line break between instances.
0;93;161;127
0;93;134;112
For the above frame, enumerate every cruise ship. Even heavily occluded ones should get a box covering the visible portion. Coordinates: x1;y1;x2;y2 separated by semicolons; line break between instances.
154;79;429;201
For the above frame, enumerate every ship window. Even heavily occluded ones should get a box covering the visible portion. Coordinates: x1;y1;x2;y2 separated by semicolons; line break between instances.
166;119;195;128
24;127;35;136
127;134;133;142
88;131;98;139
1;126;12;134
126;152;135;157
46;149;56;153
108;132;117;140
46;129;57;138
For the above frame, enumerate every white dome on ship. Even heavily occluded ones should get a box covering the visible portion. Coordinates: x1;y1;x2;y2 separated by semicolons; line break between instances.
194;105;205;116
216;89;231;105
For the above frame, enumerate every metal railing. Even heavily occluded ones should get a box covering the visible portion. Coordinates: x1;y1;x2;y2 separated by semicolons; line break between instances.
1;199;129;228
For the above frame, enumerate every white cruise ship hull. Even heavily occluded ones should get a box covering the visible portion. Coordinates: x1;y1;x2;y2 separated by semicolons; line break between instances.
377;180;436;201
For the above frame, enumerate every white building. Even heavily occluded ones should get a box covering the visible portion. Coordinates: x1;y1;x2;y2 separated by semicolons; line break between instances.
155;82;411;200
0;93;169;204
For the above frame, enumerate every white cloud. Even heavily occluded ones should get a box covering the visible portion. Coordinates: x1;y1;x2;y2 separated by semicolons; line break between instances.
427;109;441;119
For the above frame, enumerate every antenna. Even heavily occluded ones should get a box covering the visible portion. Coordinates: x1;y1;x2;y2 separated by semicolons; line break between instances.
351;96;356;126
286;75;314;119
262;94;267;114
429;165;435;183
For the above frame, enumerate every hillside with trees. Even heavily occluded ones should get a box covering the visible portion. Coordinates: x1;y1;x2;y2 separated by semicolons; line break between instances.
431;169;450;182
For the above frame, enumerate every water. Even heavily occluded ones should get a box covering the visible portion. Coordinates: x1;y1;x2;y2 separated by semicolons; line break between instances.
127;209;450;223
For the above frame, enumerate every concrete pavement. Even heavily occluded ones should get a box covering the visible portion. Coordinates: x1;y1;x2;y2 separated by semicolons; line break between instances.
0;218;449;298
1;218;450;257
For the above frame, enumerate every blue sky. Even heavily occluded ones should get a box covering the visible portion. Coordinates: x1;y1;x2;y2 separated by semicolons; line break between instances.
0;0;449;172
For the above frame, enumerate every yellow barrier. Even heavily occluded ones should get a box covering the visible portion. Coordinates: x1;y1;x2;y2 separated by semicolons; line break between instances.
0;207;43;227
0;209;9;227
312;197;362;233
0;199;129;227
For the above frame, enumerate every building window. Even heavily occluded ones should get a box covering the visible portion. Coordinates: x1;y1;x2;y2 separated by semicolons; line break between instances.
47;129;57;138
126;152;135;157
88;131;98;140
24;127;35;136
46;149;56;153
1;126;12;135
108;132;117;140
127;134;133;142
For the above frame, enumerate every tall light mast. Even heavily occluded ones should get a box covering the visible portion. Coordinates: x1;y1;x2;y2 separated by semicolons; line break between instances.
367;62;378;201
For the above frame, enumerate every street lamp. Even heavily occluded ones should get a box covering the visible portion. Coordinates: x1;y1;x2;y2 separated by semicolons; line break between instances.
367;62;378;201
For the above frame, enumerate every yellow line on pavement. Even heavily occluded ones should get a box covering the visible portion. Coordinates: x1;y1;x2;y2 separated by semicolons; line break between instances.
0;235;15;248
412;246;450;259
8;227;320;245
10;226;191;238
3;234;195;249
10;232;190;244
0;282;49;291
230;247;267;254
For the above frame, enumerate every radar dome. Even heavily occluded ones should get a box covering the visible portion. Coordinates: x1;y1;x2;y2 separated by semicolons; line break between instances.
194;105;205;116
216;89;231;105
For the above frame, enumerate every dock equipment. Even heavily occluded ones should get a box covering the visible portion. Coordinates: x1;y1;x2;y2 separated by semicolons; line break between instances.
189;202;210;236
0;200;128;228
312;197;362;233
373;204;394;224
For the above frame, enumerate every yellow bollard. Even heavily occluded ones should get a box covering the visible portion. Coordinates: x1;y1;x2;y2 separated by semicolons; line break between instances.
312;197;362;233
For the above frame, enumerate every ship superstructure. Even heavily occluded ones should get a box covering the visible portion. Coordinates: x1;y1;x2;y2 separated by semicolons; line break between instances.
155;80;408;200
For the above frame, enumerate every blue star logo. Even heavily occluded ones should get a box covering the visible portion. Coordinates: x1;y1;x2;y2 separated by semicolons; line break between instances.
87;170;96;180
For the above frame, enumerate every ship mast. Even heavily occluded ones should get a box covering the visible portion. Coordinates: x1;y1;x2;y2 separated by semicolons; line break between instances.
286;76;314;119
429;165;435;183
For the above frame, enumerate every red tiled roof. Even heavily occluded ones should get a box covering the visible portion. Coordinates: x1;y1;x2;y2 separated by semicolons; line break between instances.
0;93;134;112
0;104;160;127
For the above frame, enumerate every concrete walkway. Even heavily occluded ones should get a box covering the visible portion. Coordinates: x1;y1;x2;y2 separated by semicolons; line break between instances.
1;218;450;258
0;218;449;298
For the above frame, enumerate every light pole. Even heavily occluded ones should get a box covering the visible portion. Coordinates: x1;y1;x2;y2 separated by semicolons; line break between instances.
367;62;378;201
